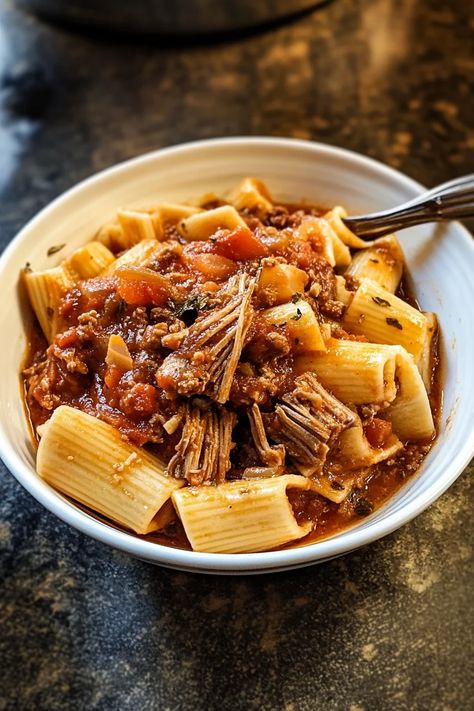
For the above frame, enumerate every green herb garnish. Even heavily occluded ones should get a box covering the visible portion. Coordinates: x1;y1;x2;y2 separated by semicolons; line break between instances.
372;296;391;307
47;244;66;256
291;308;303;321
386;317;403;330
174;294;208;325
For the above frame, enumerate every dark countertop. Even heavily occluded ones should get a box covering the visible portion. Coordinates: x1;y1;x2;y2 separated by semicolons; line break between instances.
0;1;473;709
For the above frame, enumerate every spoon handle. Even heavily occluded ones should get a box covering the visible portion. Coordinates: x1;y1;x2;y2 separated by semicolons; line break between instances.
343;174;474;240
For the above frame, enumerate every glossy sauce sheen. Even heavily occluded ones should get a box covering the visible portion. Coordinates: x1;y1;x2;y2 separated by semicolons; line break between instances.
22;201;440;551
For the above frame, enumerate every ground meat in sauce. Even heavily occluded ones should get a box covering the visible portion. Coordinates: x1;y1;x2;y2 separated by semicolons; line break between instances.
22;197;440;550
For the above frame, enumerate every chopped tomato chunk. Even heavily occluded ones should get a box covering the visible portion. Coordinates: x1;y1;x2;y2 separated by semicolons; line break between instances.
117;279;169;306
120;382;158;417
55;328;80;349
364;418;393;448
104;364;123;390
184;253;237;280
214;226;268;261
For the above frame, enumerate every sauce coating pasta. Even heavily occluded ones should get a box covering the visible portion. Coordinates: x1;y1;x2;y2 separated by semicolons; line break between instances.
21;179;440;553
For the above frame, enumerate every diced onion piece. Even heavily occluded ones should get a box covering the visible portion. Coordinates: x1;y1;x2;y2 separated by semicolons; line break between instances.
116;268;174;306
106;334;133;371
335;275;353;306
163;413;183;435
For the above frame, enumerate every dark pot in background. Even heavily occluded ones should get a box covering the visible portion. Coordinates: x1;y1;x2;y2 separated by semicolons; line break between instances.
17;0;326;35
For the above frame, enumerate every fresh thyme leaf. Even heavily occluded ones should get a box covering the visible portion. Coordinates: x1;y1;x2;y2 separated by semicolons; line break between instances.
330;480;344;491
369;258;379;263
47;244;66;256
372;296;391;307
291;293;302;304
23;262;32;273
386;317;403;330
291;307;303;321
174;294;208;325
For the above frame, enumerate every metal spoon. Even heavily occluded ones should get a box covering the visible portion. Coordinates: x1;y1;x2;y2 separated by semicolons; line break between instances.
343;174;474;240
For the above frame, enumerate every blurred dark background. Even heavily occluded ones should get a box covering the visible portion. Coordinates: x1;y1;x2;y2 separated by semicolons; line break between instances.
0;1;473;709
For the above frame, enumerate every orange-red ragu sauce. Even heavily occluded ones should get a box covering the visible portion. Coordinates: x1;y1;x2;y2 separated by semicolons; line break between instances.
21;197;440;551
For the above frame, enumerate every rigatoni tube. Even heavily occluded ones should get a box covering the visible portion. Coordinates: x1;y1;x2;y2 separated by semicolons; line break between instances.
343;278;427;360
262;299;326;353
228;177;273;217
64;241;116;280
177;205;247;241
295;339;398;405
172;475;312;553
117;209;158;246
24;266;73;343
37;406;184;534
344;235;404;293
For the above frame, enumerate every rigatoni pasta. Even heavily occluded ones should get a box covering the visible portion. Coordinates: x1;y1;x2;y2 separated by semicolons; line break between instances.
117;209;159;245
295;339;398;405
23;265;73;343
262;298;326;352
342;278;428;360
64;241;116;280
172;475;311;553
343;234;403;293
21;178;440;553
37;406;184;535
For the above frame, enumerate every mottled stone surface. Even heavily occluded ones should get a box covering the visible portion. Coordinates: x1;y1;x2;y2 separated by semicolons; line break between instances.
0;0;473;709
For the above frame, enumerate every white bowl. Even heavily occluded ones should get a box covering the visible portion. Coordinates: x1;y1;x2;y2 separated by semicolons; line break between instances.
1;137;473;574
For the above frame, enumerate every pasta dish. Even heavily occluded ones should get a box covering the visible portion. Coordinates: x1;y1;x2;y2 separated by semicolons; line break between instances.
21;178;439;553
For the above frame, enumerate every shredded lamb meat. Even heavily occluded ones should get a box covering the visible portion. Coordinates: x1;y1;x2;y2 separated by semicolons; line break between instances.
167;399;236;485
156;273;255;404
264;372;355;475
247;403;286;467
